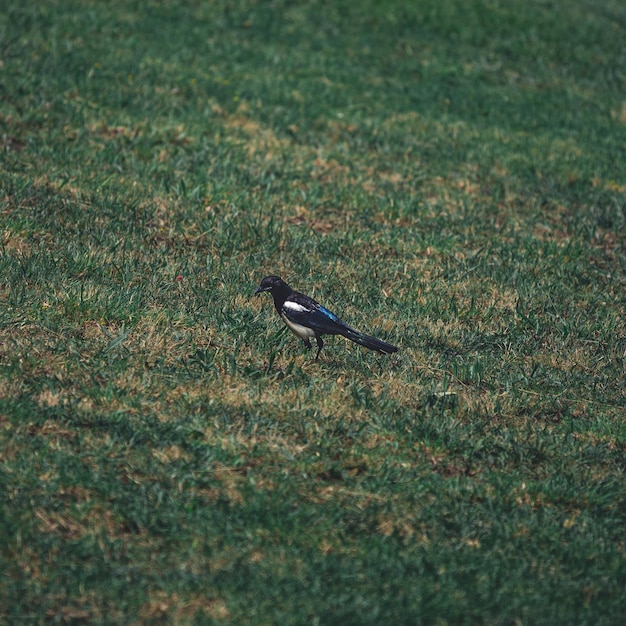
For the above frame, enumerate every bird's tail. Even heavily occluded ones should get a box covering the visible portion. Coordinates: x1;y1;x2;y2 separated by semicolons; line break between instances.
341;327;398;354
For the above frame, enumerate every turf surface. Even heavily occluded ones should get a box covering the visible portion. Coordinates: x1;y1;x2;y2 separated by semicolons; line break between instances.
1;1;625;623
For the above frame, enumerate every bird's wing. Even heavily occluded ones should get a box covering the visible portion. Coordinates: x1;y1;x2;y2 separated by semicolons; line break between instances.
281;298;350;336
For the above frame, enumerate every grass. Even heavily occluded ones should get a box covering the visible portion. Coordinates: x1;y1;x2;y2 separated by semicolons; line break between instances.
1;0;625;623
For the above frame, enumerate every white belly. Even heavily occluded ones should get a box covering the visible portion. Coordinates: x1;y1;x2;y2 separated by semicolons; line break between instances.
281;313;316;340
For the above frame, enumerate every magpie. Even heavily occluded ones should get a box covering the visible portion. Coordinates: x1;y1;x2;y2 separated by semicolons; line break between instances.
254;275;398;359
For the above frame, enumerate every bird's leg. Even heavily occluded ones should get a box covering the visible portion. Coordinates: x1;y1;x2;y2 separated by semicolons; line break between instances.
302;338;312;351
315;336;324;360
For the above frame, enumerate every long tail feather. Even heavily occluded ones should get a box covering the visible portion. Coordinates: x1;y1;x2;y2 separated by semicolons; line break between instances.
341;328;398;354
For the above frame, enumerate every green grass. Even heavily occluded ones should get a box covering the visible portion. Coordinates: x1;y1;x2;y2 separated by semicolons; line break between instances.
1;0;625;623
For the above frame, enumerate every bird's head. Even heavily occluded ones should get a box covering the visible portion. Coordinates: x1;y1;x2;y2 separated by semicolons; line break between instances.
254;275;283;296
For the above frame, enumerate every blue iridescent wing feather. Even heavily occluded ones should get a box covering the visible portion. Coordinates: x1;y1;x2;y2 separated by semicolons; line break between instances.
281;294;351;336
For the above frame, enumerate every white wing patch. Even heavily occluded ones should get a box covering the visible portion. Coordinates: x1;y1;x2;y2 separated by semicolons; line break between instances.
283;301;308;313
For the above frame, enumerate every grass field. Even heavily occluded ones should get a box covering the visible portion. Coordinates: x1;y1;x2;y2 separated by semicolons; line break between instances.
1;0;625;623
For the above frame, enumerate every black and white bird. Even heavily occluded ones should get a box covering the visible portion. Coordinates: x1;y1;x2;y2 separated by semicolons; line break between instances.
254;275;398;359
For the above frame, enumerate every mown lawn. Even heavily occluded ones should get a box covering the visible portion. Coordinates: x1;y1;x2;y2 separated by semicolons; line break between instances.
1;1;625;623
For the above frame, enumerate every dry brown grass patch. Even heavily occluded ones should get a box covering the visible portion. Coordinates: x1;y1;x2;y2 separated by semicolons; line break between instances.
139;591;230;622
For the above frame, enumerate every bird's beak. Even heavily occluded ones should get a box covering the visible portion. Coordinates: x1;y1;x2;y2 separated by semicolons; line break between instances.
254;286;264;296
